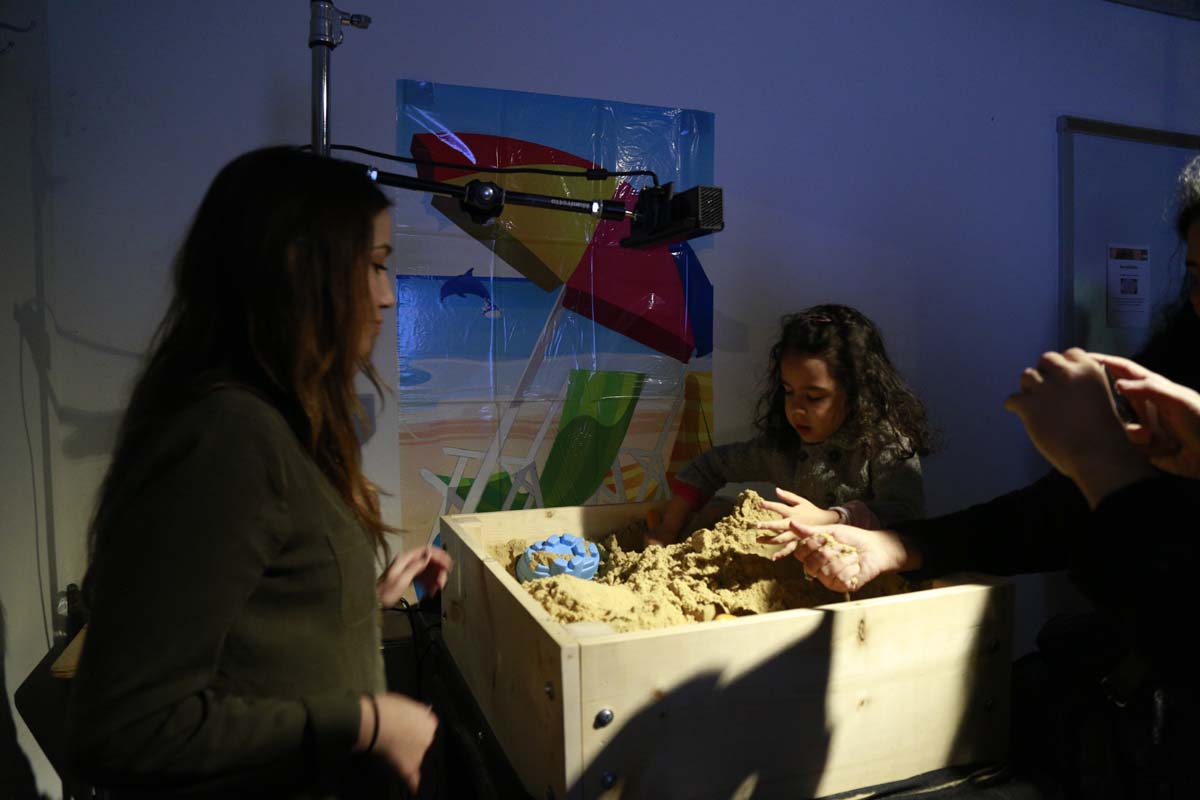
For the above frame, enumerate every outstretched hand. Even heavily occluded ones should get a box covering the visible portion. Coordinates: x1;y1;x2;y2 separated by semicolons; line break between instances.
1093;353;1200;479
758;487;840;526
754;518;910;594
377;545;453;608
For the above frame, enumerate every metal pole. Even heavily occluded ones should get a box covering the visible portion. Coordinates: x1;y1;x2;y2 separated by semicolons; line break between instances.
311;46;331;156
309;2;338;156
308;2;371;157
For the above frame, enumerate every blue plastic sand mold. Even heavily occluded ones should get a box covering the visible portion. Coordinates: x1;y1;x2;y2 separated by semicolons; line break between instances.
516;533;600;583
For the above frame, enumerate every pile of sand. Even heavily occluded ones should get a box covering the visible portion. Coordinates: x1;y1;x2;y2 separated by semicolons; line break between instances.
493;490;912;633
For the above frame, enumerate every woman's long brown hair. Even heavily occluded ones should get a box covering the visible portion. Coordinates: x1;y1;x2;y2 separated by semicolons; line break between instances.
89;147;394;559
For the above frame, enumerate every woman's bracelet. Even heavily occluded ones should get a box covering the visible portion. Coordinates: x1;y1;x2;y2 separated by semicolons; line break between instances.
365;693;380;753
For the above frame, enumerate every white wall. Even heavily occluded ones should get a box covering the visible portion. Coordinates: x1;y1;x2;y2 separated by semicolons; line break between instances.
3;0;56;793
5;1;1200;795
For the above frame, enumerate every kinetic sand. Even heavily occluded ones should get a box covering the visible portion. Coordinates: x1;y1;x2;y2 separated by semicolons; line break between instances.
493;489;912;632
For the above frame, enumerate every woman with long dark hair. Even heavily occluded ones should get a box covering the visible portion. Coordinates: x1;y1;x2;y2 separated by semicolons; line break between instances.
66;146;450;797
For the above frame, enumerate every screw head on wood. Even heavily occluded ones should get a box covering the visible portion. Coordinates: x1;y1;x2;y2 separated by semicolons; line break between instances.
594;708;614;728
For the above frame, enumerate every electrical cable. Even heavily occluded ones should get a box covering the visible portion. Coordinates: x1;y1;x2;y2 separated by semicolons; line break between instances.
18;334;53;650
322;142;660;187
396;596;443;700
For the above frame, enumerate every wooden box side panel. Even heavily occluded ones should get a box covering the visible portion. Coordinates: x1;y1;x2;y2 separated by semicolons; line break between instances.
443;502;664;550
819;579;1014;793
575;578;1014;799
440;516;583;800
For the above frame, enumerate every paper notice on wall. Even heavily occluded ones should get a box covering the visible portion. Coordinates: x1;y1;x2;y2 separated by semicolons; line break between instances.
1106;244;1150;329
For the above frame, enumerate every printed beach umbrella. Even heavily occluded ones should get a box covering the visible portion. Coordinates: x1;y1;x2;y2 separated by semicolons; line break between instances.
411;133;713;364
410;131;714;518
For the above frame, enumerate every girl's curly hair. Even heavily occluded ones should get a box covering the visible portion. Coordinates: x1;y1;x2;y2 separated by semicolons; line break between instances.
754;304;935;459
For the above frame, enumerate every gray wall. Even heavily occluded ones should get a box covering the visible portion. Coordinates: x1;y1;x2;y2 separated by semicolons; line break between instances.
5;1;1200;795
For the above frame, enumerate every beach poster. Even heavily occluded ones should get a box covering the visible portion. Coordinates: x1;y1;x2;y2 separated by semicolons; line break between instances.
392;80;716;543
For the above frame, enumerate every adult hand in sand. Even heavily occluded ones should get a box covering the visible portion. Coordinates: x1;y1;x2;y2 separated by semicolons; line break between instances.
754;520;913;593
1093;353;1200;480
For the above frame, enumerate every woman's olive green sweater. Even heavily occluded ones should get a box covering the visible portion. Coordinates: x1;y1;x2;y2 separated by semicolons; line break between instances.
66;388;385;797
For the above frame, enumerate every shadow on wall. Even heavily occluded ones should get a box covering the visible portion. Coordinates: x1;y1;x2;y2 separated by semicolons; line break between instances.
0;602;45;800
13;299;134;461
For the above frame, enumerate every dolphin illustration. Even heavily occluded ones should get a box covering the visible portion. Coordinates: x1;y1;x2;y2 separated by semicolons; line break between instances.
440;268;501;318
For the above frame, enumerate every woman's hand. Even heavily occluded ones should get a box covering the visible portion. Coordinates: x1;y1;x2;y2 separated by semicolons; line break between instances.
1093;353;1200;479
759;487;840;526
754;519;911;593
1002;349;1128;474
358;693;438;793
1003;349;1158;507
377;545;453;608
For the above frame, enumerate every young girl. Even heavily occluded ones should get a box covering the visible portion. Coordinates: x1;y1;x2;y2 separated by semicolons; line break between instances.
647;304;933;545
65;147;451;797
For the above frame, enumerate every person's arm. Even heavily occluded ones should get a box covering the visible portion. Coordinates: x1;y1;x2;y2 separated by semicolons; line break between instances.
763;446;925;532
761;454;1089;580
674;438;782;501
649;439;781;544
66;401;357;793
755;521;920;593
759;488;842;527
893;470;1086;580
355;693;438;794
646;493;697;545
1070;474;1197;686
855;446;925;528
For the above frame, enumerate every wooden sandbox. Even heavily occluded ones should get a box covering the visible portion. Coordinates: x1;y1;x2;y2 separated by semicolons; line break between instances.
438;502;1013;799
